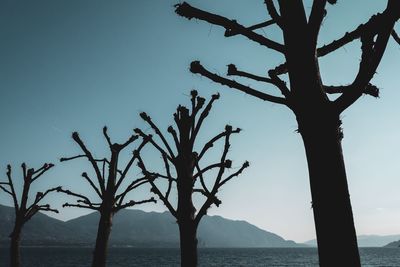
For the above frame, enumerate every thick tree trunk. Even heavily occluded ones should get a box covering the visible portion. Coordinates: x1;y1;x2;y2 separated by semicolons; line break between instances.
178;221;198;267
92;210;113;267
298;114;360;267
10;225;22;267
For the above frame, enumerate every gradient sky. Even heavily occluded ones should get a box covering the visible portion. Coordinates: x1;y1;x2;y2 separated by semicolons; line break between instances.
0;0;399;243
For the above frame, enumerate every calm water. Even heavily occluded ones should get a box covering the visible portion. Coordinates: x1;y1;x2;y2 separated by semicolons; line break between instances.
1;247;400;266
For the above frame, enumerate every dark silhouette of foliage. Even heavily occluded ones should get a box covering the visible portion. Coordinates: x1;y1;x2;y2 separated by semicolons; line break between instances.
59;128;155;267
135;91;249;267
0;163;59;267
175;1;400;266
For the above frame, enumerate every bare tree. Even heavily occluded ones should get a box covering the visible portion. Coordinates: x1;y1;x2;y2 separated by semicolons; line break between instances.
175;1;400;266
59;128;155;267
135;91;249;267
0;163;59;267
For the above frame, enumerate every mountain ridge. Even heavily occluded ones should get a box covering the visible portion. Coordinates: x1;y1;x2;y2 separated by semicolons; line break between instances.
0;205;302;248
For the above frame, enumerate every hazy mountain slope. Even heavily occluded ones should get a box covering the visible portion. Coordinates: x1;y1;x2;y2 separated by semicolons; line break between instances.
0;205;301;247
304;234;400;247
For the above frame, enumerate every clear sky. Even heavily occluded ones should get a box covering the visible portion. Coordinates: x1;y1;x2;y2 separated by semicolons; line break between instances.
0;0;399;243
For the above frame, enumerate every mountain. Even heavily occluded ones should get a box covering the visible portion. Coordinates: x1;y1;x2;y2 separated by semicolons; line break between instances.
304;234;400;247
0;205;301;248
384;240;400;248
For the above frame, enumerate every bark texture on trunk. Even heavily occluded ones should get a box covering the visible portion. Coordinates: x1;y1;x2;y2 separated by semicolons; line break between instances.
10;228;21;267
92;210;113;267
178;222;198;267
298;114;360;267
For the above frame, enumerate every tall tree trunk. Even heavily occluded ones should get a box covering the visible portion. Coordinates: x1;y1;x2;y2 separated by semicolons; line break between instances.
298;113;360;267
10;225;22;267
178;221;198;267
92;210;113;267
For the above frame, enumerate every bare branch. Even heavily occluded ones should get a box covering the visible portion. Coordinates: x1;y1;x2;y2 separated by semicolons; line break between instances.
227;64;291;98
119;134;139;150
318;12;384;57
392;29;400;45
6;165;19;210
190;61;287;105
81;172;103;198
140;112;175;159
62;202;99;210
218;161;249;188
70;132;105;193
57;188;93;206
193;161;230;180
335;5;399;113
0;185;12;196
114;197;156;212
175;2;285;53
194;160;210;195
191;93;220;143
115;138;149;191
225;19;275;37
31;163;54;182
115;176;148;204
28;186;61;211
37;204;59;214
264;0;283;28
103;126;113;147
324;84;379;98
195;127;233;224
137;156;177;217
134;128;174;163
198;126;241;161
308;0;327;45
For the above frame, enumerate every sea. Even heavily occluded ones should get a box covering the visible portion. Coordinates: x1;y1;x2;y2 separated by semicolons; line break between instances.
1;247;400;266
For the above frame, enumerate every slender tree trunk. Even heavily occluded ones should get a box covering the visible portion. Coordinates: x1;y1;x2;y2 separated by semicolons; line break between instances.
92;210;113;267
298;113;360;267
10;225;22;267
178;221;198;267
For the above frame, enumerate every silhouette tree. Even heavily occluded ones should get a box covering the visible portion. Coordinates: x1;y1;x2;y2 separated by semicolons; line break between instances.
0;163;59;267
135;91;249;267
175;1;400;266
58;128;155;267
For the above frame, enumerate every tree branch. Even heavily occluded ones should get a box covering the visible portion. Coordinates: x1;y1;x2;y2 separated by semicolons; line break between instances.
227;64;291;98
190;61;287;105
191;93;220;143
324;83;379;98
62;203;99;210
218;161;249;188
114;197;156;212
334;3;399;112
193;161;230;180
70;132;105;193
308;0;327;45
137;156;177;217
392;29;400;45
264;0;283;28
57;188;93;206
6;165;19;210
175;2;285;53
140;112;175;159
81;172;103;199
115;138;149;191
225;19;275;37
134;129;174;163
198;126;241;161
31;163;54;182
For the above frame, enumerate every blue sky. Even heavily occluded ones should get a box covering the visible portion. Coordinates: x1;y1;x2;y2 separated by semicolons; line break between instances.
0;0;399;243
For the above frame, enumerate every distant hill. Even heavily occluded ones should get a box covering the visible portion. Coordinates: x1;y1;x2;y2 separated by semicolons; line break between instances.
304;234;400;248
0;205;301;248
384;240;400;248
